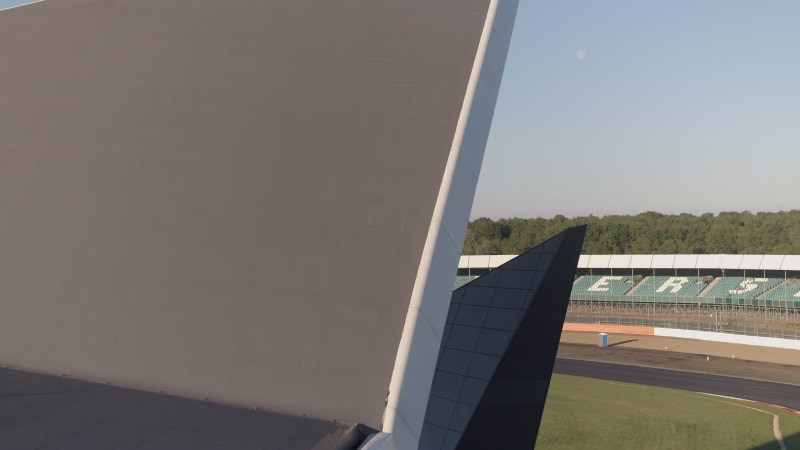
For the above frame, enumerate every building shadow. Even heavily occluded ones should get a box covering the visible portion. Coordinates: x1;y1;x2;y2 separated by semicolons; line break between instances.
608;339;639;347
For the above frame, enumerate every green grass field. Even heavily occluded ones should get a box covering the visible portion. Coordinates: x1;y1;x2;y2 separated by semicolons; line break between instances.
537;374;800;450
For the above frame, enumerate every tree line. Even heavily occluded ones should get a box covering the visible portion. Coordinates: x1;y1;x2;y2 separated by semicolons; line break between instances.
463;210;800;255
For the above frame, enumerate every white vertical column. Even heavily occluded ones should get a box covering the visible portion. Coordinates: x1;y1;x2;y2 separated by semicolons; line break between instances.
381;1;519;448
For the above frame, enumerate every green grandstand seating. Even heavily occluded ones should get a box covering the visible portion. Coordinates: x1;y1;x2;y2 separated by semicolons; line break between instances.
703;277;783;299
454;275;478;290
630;276;708;297
763;280;800;301
571;275;635;296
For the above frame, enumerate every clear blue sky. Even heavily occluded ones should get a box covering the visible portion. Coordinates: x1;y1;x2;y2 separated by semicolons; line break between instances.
0;0;36;11
3;0;798;220
473;1;800;219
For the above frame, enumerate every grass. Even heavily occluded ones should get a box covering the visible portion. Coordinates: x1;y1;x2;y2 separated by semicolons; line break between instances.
537;374;800;449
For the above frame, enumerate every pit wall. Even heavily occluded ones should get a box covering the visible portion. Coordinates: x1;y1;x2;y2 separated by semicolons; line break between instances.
563;323;800;351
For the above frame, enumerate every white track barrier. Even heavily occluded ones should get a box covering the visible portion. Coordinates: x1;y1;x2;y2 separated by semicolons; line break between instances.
654;328;800;351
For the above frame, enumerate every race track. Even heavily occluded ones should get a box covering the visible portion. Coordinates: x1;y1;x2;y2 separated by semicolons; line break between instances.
555;358;800;411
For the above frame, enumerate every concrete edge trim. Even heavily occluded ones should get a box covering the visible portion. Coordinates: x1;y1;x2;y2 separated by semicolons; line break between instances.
382;0;505;447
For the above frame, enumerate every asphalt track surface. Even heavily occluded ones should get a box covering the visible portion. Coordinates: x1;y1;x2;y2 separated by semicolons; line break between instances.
554;358;800;411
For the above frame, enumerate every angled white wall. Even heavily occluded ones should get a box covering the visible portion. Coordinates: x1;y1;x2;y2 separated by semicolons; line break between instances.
382;1;520;448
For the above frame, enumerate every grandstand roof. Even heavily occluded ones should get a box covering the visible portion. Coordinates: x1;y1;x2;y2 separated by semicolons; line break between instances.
460;254;800;271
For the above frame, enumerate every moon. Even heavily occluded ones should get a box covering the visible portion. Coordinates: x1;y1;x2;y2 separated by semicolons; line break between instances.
577;48;588;60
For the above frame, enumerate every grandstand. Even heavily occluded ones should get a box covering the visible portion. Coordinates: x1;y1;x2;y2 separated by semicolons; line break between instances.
572;275;636;297
629;276;708;298
458;254;800;339
454;274;478;290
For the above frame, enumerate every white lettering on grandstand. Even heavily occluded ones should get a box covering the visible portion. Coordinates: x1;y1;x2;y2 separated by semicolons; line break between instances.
656;277;689;293
729;278;768;295
794;291;800;298
588;276;623;292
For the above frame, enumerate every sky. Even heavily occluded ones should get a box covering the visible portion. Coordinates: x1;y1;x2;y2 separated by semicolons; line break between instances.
0;0;37;11
472;1;800;219
2;0;798;219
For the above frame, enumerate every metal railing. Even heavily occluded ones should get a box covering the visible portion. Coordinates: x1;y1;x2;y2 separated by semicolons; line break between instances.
566;300;800;340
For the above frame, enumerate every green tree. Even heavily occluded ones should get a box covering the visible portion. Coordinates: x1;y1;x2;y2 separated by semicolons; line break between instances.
462;210;800;255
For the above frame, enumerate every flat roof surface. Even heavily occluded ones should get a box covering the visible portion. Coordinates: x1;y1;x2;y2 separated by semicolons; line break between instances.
0;367;360;449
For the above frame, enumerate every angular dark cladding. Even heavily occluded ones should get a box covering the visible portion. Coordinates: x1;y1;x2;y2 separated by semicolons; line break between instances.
0;0;493;430
420;226;586;450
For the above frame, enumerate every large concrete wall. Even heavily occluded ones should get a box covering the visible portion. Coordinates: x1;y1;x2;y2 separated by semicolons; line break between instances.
0;0;502;429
